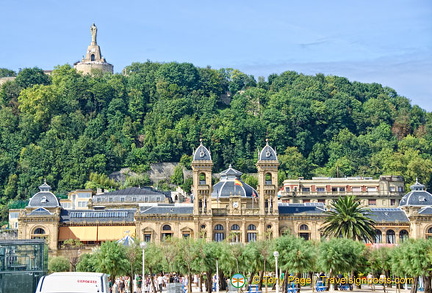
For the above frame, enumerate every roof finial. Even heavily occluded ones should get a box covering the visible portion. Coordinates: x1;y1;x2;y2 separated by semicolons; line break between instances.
199;138;203;145
265;138;269;145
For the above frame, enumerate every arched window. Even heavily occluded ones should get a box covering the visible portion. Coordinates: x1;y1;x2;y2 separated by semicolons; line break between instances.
375;230;382;243
31;227;46;240
91;54;95;61
231;224;240;230
161;225;173;241
199;173;206;185
247;224;256;230
200;225;206;229
399;230;409;242
34;228;45;234
386;229;395;244
265;173;272;185
426;227;432;239
214;224;224;231
298;224;310;240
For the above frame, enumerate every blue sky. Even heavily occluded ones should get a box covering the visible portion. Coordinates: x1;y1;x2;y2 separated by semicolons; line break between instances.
1;0;431;110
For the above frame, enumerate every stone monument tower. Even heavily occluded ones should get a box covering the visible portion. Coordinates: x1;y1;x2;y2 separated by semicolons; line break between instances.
74;23;114;74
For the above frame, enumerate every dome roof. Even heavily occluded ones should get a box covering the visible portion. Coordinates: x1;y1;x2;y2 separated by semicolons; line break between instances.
28;181;61;208
211;165;258;198
193;141;212;161
399;179;432;207
259;141;278;161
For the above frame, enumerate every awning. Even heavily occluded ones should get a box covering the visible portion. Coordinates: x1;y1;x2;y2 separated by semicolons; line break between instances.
98;226;136;241
58;226;97;241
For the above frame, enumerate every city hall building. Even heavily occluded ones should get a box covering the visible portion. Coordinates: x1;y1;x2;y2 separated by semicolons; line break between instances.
12;142;432;256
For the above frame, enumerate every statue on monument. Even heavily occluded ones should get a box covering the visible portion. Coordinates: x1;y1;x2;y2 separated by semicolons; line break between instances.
90;23;97;44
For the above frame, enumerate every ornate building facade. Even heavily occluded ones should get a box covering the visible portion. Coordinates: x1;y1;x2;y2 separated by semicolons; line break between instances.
12;142;432;256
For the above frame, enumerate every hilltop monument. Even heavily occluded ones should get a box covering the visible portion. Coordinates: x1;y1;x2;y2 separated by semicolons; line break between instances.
74;23;113;74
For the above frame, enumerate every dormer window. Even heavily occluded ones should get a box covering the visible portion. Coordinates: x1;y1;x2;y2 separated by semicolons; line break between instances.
419;196;426;202
41;196;48;203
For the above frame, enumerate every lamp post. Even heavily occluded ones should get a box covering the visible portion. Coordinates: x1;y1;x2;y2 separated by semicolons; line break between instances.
140;242;147;292
273;251;279;293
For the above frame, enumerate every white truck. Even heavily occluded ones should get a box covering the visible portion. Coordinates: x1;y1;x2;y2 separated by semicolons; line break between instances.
35;272;110;293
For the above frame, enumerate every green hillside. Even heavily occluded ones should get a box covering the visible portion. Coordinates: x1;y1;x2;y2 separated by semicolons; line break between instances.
1;62;431;219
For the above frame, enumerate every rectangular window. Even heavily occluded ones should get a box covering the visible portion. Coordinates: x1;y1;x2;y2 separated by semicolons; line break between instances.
144;234;151;242
398;186;404;192
368;199;377;205
302;187;310;192
339;187;345;192
390;199;396;206
352;187;361;192
318;199;326;203
285;187;290;192
390;186;396;192
247;233;257;242
317;187;325;193
303;199;310;203
367;187;377;192
214;232;225;242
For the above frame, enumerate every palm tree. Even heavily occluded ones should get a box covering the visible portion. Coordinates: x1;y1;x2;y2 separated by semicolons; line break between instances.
321;195;376;242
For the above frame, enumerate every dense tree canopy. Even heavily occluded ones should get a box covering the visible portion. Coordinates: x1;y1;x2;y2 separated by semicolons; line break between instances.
1;62;432;223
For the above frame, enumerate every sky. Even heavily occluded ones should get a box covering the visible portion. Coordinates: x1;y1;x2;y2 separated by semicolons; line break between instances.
1;0;431;110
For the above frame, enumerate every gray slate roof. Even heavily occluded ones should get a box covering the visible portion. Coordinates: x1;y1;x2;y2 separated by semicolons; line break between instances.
399;180;432;207
193;142;212;161
278;203;326;215
140;205;193;215
259;142;278;161
369;208;409;223
28;182;61;208
28;207;53;216
211;166;258;198
419;207;432;215
93;187;172;204
60;209;136;223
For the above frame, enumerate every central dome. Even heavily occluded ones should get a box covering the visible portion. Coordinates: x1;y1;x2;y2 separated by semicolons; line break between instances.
211;165;258;198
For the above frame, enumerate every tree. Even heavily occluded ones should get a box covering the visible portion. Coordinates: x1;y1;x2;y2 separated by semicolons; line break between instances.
85;172;119;191
76;253;98;272
15;67;50;89
48;256;70;273
0;68;16;77
171;164;184;185
321;195;376;242
391;239;432;293
318;238;367;291
95;241;129;284
274;235;316;293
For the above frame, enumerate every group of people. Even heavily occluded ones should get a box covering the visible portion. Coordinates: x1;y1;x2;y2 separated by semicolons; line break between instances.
133;273;189;293
110;276;131;293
